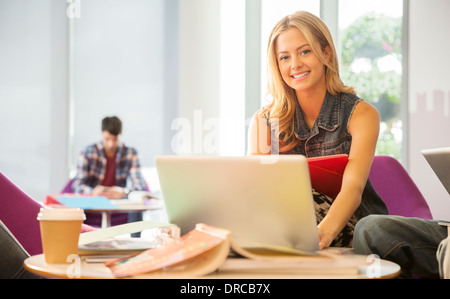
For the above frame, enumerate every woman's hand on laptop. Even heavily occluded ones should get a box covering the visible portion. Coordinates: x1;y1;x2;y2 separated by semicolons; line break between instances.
317;227;333;250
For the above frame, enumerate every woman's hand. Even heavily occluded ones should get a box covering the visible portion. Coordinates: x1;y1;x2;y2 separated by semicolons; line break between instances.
317;226;334;250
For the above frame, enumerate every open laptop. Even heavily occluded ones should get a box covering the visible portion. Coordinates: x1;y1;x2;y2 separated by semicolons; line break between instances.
155;155;320;254
422;147;450;195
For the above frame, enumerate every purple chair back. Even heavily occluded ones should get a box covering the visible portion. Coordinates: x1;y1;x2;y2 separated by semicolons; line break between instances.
369;155;433;219
61;178;76;193
0;172;43;256
0;172;96;256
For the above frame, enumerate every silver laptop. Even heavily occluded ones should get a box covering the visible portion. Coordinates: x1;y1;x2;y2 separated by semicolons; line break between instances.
422;147;450;195
155;155;320;254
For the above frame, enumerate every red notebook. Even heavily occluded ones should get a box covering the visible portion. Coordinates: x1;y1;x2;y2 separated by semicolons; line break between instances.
307;154;349;199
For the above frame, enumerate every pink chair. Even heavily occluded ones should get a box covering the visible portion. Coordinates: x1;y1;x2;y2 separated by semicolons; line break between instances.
0;172;95;256
369;155;433;219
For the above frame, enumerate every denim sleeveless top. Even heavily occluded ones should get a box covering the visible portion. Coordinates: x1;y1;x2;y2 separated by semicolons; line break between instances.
268;92;388;217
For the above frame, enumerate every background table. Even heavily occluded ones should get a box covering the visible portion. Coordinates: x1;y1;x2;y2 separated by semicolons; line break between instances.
83;199;164;229
86;205;161;229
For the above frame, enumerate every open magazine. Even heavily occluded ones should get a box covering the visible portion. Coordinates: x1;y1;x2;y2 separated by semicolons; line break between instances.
77;220;179;256
105;223;232;278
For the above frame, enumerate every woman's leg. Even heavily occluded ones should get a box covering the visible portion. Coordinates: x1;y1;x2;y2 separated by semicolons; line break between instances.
353;214;447;278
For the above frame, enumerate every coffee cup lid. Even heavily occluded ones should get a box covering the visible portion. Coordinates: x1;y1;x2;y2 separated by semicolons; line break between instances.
37;208;86;221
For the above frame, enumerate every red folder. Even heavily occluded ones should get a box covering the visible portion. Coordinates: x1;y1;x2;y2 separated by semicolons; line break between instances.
307;154;348;199
44;193;91;207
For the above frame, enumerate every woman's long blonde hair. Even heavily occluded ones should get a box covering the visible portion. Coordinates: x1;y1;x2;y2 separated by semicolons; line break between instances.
260;11;355;152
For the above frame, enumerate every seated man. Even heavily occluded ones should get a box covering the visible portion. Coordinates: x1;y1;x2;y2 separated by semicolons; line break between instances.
72;116;148;228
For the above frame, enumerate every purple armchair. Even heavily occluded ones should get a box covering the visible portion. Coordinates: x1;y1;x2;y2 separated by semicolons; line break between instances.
0;172;95;256
369;155;433;219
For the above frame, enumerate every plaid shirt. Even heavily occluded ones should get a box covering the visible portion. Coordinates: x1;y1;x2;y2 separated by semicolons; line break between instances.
72;142;147;194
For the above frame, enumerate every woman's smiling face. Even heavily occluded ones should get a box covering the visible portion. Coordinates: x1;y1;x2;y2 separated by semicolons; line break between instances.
276;27;329;95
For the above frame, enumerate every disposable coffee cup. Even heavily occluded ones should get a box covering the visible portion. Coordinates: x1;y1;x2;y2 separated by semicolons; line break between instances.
37;208;86;264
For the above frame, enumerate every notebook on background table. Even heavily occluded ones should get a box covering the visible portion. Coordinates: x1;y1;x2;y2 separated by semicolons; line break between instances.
155;155;320;255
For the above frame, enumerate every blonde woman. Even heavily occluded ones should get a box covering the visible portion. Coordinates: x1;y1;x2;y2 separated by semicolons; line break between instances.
248;11;388;249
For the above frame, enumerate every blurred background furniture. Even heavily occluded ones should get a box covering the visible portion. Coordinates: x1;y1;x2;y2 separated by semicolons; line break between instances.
0;172;95;256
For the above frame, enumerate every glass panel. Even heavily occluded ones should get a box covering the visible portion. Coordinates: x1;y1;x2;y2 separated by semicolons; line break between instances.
339;0;404;160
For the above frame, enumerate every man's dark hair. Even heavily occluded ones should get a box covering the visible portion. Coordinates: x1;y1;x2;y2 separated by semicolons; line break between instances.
101;116;122;136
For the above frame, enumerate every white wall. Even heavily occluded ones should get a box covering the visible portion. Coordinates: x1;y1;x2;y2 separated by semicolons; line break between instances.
0;0;68;198
0;0;175;202
72;0;166;168
408;0;450;220
0;0;224;201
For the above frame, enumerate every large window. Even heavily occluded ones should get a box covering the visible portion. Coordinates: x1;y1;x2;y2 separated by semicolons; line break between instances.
339;0;404;160
255;0;405;160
